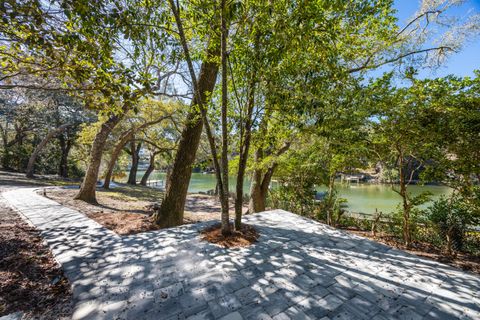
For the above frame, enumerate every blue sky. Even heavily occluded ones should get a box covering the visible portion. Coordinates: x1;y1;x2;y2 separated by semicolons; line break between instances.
393;0;480;78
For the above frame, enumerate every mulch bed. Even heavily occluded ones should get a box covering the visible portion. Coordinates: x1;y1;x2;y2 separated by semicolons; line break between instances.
345;228;480;274
88;212;162;235
201;223;259;248
0;200;72;318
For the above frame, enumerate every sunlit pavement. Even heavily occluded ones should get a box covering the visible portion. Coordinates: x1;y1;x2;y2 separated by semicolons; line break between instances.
3;188;479;320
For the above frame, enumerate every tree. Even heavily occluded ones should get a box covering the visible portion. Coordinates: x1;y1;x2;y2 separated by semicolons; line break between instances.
271;77;372;223
126;139;142;185
0;86;89;175
153;0;221;228
242;0;477;214
57;126;78;177
426;72;480;199
140;150;160;186
75;109;126;202
24;92;87;178
25;123;71;178
102;100;176;189
1;0;173;202
370;73;443;246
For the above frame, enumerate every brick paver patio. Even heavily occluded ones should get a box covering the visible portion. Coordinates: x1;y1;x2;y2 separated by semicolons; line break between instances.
3;188;479;320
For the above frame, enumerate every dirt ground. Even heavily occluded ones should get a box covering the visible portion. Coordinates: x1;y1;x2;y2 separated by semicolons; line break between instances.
346;229;480;275
43;185;247;235
0;195;72;319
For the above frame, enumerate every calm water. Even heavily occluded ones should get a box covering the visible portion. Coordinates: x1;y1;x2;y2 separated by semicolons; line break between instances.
134;171;451;215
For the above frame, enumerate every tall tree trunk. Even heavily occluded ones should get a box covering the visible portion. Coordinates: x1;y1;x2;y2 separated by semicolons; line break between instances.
58;133;67;177
154;1;220;228
75;114;123;203
326;173;336;226
58;132;73;178
127;140;141;185
140;152;156;186
248;159;276;213
1;123;10;169
399;161;411;247
104;131;134;189
235;86;255;229
164;166;172;190
2;144;10;169
396;152;411;247
153;52;219;227
220;0;230;235
248;141;290;213
26;124;70;178
249;179;267;213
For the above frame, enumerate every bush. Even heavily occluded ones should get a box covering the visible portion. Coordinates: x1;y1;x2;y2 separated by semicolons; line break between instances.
427;194;479;256
316;190;348;225
268;185;319;218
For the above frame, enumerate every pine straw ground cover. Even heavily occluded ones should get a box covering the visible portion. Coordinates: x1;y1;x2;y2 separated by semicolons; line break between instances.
0;198;72;319
201;223;259;248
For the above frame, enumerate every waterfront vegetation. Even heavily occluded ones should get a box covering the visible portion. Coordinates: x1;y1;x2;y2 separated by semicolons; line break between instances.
1;0;479;264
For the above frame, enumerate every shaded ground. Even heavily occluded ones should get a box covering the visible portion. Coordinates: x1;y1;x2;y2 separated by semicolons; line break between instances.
1;169;478;288
346;229;480;275
0;169;78;190
0;194;72;319
3;189;480;320
0;169;246;235
44;185;246;235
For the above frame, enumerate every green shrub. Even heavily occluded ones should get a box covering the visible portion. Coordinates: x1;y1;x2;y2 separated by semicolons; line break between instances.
268;185;319;218
317;190;348;225
428;194;479;255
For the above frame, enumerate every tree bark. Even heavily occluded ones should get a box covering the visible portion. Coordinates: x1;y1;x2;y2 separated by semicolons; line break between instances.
1;122;10;169
248;152;276;213
154;1;220;228
326;173;336;226
58;132;73;178
140;152;157;186
235;85;255;228
397;153;411;247
153;50;220;227
127;140;141;185
220;0;230;235
26;123;70;178
248;142;290;213
249;178;267;213
103;130;134;189
75;114;123;203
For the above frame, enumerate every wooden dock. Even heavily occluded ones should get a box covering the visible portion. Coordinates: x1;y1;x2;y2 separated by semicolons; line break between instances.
340;174;365;184
141;180;164;188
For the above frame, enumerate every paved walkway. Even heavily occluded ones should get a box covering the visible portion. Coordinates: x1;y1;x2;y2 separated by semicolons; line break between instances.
2;188;479;320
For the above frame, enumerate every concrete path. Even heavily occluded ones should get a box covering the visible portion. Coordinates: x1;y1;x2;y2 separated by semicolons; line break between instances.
2;188;479;320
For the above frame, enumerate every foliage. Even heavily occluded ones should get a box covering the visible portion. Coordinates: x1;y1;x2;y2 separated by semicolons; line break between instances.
387;202;429;242
427;193;480;255
0;0;478;250
317;191;348;225
268;187;319;219
0;87;92;174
